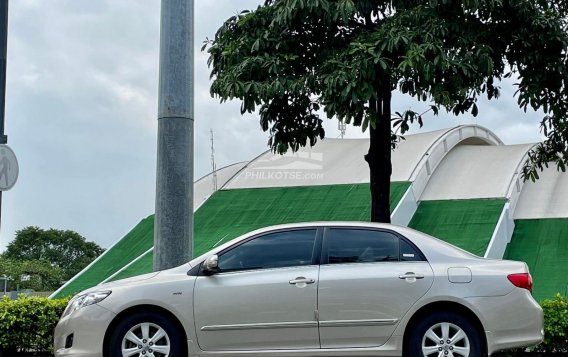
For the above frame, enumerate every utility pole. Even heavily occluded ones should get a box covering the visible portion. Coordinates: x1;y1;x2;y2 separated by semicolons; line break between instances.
0;0;9;231
154;0;194;271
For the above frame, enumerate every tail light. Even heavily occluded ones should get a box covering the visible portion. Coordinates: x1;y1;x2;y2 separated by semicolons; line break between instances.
507;273;533;293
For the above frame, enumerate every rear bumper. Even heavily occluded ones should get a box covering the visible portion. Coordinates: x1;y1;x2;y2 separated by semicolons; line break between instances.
466;288;544;355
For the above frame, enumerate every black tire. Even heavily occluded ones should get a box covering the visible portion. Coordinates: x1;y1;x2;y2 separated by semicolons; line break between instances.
107;312;186;357
405;311;484;357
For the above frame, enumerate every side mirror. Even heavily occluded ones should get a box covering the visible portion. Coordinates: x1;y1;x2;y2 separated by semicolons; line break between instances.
203;254;219;275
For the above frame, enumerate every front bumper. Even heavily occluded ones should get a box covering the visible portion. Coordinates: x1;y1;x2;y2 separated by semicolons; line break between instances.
54;303;116;357
466;288;544;355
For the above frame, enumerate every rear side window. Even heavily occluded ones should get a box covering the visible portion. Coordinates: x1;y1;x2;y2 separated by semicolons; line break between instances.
218;229;317;272
325;228;425;264
400;238;424;261
326;229;399;264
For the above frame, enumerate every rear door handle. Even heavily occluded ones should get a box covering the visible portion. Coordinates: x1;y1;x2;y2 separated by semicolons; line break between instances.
399;272;425;279
289;277;316;285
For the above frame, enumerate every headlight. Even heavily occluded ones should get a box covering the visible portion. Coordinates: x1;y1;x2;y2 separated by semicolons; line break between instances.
63;291;111;317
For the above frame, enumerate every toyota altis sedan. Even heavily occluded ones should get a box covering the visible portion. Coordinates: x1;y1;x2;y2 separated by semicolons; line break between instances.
54;222;543;357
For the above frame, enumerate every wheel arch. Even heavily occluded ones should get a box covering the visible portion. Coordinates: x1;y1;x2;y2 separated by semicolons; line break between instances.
402;300;488;356
102;304;189;357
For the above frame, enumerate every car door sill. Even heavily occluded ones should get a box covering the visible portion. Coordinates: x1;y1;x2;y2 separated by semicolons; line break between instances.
319;319;398;327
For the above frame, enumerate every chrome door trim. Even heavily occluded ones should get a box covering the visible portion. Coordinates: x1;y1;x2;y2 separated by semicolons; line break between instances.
201;321;318;331
318;319;398;327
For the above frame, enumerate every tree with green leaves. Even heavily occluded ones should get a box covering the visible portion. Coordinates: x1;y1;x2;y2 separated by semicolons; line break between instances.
3;227;104;282
204;0;568;222
0;257;64;292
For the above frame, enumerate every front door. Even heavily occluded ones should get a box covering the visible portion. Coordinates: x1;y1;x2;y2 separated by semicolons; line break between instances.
194;228;321;351
318;227;434;348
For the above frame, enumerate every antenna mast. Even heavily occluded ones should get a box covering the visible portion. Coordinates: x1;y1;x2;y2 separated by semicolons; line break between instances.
210;129;217;192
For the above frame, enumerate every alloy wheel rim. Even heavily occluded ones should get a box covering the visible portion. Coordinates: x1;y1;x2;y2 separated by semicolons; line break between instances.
421;322;470;357
121;322;171;357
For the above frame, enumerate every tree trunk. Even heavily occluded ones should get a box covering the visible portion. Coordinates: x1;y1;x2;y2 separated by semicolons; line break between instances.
365;84;392;223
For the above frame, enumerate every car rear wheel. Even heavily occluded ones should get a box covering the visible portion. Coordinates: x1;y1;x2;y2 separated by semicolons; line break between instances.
108;312;185;357
406;312;483;357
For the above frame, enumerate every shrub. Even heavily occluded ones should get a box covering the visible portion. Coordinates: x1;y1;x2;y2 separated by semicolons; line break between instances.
536;293;568;353
0;295;68;353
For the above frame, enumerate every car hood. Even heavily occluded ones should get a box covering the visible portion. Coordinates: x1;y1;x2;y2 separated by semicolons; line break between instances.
104;271;161;288
78;263;192;296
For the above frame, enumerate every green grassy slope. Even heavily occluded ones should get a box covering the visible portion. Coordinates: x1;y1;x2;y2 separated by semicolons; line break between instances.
504;218;568;301
409;199;505;257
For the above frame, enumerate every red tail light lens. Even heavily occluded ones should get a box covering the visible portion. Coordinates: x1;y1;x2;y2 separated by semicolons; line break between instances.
507;273;533;293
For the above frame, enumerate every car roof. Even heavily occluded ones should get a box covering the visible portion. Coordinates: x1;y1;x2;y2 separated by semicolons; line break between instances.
248;221;399;231
188;221;482;268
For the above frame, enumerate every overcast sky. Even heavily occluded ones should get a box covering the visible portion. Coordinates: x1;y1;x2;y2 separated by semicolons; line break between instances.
1;0;546;251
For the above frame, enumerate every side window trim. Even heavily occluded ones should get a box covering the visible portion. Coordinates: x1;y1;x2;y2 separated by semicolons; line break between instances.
199;227;323;276
320;227;331;266
312;227;324;265
320;226;427;265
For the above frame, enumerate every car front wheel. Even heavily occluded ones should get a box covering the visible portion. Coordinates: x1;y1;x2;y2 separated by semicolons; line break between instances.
108;312;185;357
406;312;483;357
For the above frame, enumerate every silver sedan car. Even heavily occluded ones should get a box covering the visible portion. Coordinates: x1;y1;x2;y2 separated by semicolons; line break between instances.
54;222;543;357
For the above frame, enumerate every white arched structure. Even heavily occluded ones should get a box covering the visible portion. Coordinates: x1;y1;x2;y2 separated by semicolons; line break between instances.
412;130;533;259
216;124;508;229
391;125;504;226
222;129;460;189
482;146;533;258
391;126;535;259
408;125;503;200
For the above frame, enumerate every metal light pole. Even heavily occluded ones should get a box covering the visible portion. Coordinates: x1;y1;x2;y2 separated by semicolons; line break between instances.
154;0;194;271
0;0;9;231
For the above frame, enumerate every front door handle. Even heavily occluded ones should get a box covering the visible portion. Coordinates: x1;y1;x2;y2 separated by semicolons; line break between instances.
289;277;316;285
399;272;425;280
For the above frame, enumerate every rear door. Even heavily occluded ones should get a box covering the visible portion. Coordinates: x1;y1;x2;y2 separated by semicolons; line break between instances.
317;227;434;348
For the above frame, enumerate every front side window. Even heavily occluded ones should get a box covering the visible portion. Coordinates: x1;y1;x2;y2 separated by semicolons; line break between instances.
326;228;400;264
217;229;317;272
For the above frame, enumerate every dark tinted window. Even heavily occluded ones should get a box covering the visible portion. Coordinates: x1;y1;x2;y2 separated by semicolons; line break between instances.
218;229;317;272
400;239;424;261
326;229;399;264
